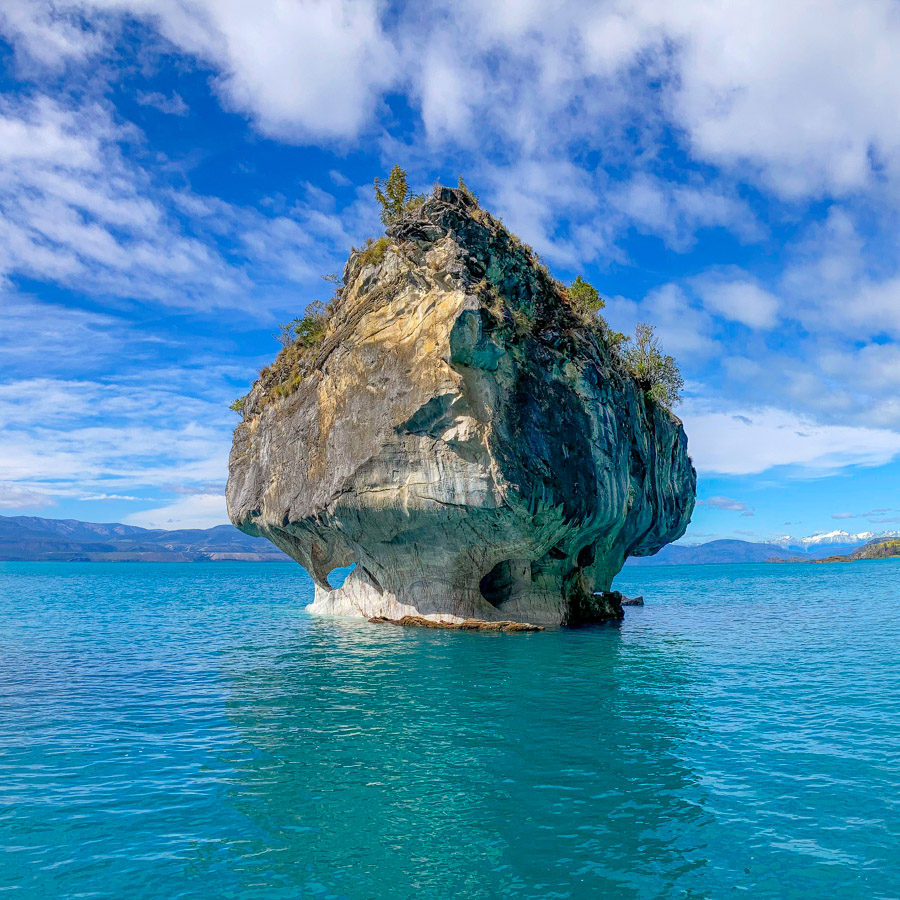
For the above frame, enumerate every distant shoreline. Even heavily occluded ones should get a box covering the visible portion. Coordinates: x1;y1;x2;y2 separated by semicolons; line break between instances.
0;556;289;563
0;514;288;563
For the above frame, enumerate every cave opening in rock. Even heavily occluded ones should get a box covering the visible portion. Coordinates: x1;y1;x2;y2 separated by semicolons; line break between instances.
479;560;512;607
326;563;356;590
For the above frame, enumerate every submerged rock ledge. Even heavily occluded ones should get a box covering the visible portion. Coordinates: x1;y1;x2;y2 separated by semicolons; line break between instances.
227;187;695;626
369;616;544;632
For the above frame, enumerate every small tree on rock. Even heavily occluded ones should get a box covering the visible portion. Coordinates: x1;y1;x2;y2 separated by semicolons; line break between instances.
567;276;626;351
622;322;683;408
374;165;423;226
568;276;605;318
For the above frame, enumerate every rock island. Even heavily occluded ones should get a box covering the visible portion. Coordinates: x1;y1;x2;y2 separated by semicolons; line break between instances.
227;183;695;626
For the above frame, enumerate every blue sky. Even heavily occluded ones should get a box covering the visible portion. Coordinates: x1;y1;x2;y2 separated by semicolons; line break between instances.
3;0;900;542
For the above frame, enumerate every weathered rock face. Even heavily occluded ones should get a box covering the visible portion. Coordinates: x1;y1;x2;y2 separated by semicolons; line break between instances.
227;187;695;626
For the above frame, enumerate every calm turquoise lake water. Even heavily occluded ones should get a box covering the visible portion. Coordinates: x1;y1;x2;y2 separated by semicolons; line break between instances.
1;560;898;899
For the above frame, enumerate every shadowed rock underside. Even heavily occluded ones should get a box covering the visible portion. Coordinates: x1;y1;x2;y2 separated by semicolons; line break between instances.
227;187;696;626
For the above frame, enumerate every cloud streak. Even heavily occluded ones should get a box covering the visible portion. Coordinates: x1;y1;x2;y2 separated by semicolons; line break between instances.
684;405;900;476
0;373;238;517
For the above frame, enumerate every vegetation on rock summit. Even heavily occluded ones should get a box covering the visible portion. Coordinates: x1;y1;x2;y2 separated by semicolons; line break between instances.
232;167;684;415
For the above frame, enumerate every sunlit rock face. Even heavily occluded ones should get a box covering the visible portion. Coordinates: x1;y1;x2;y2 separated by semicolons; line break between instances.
227;188;695;626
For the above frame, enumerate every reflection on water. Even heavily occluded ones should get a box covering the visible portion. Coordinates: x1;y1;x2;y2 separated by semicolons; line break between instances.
220;616;711;898
1;561;899;899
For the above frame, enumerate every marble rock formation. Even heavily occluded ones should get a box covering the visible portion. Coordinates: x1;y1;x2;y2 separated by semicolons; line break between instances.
227;187;695;626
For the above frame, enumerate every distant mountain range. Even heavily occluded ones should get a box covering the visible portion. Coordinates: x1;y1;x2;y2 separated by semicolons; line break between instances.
3;515;898;567
0;515;288;562
627;529;900;566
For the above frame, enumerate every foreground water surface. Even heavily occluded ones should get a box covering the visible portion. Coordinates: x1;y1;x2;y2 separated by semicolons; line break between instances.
1;560;898;899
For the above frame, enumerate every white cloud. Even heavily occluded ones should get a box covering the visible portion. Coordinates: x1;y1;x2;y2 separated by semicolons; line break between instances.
6;0;900;206
0;93;383;316
105;0;397;141
609;175;760;251
780;208;900;342
123;492;228;529
663;0;900;197
0;483;55;509
831;508;893;520
483;158;612;267
136;90;188;116
0;1;101;67
5;0;900;509
819;343;900;393
0;95;254;307
698;496;751;512
684;405;900;475
0;294;128;373
695;276;780;329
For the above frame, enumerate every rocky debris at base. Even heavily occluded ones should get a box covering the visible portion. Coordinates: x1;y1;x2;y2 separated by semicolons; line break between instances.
621;594;644;606
369;616;544;632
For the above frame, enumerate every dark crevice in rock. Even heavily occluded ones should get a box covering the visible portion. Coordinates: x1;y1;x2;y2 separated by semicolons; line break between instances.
479;560;513;608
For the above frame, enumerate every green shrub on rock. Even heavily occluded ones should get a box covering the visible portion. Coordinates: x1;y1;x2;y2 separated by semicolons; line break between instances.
234;179;685;418
356;236;391;269
622;323;683;408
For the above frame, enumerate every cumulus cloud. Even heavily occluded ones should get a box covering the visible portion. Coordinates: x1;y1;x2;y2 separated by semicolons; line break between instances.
105;0;397;141
0;1;101;68
605;284;720;361
779;208;900;344
6;0;900;200
609;176;761;251
662;0;900;197
3;0;896;269
695;276;780;330
4;0;900;506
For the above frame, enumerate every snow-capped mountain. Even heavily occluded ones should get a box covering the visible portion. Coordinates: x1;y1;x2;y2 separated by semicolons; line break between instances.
773;529;900;552
629;529;900;566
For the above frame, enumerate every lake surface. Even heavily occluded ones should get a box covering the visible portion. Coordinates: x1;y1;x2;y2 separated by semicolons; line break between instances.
1;560;898;899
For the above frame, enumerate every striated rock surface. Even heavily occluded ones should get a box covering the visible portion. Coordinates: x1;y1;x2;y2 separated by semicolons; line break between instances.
227;187;695;626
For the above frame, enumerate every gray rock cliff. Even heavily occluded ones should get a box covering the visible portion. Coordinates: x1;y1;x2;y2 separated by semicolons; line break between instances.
227;187;695;626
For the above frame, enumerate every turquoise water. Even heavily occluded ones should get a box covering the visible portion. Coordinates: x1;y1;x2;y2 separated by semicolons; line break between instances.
1;561;898;899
